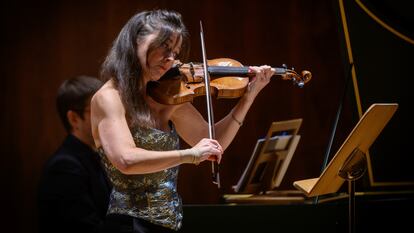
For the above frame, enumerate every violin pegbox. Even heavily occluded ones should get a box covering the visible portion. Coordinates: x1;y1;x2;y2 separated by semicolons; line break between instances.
281;64;312;88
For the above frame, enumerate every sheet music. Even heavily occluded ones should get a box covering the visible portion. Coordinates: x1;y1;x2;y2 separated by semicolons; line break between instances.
233;135;293;193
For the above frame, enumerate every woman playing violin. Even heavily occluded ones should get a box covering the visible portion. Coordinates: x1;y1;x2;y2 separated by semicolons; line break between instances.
91;9;274;232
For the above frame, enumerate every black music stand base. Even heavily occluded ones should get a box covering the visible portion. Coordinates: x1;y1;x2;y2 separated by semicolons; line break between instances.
339;148;367;233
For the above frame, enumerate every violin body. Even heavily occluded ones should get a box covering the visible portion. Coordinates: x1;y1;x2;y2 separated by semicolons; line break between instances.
147;58;311;105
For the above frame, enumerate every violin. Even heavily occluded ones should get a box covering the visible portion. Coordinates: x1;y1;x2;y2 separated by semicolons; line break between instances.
147;58;312;105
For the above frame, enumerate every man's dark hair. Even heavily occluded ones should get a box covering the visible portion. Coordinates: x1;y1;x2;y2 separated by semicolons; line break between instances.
56;75;103;132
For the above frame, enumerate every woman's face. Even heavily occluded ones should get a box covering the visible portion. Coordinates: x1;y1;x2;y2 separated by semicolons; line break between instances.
137;32;182;82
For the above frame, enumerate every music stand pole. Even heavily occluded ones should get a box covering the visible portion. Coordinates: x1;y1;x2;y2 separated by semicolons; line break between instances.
315;63;354;204
338;148;367;233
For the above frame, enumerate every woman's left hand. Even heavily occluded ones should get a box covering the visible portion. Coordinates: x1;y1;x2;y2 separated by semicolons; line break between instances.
246;65;274;98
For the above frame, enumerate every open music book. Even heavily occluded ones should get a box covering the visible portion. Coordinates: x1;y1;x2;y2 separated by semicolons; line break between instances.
232;119;302;194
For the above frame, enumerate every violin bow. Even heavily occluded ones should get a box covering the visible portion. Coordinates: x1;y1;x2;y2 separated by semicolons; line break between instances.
200;21;220;188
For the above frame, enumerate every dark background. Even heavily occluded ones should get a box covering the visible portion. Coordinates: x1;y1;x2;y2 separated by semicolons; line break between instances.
341;0;414;186
1;0;412;232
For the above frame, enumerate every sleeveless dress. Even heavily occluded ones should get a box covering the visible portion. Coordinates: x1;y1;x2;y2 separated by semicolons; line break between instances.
97;125;182;230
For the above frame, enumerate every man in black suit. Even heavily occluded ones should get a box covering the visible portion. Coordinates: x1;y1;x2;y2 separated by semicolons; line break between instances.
38;75;111;233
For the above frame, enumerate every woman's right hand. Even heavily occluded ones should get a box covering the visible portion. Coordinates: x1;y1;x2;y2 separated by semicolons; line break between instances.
180;138;223;165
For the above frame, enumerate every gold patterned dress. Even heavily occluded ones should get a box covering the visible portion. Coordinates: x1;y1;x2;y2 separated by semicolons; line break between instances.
98;124;182;230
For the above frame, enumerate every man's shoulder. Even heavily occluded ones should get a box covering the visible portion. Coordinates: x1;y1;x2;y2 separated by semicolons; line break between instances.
49;148;81;165
43;145;86;175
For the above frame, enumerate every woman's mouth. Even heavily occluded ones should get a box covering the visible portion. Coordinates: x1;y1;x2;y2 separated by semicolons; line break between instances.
158;65;169;73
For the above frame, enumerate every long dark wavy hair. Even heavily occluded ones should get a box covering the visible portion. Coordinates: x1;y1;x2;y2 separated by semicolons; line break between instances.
101;10;189;128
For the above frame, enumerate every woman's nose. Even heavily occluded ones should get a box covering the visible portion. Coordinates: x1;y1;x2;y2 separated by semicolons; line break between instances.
164;52;175;61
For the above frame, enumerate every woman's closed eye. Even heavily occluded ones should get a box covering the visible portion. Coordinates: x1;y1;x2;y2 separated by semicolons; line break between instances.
162;43;179;59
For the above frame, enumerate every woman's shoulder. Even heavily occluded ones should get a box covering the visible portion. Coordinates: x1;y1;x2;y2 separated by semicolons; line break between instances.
91;80;124;113
93;80;119;101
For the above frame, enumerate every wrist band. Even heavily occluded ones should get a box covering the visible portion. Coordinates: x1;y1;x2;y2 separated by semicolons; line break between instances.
231;114;243;126
179;149;200;165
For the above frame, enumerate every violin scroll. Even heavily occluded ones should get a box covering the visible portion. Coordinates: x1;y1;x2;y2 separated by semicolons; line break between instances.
280;64;312;88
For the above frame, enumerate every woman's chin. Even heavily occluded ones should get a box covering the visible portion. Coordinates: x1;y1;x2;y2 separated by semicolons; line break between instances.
152;70;165;81
148;75;160;82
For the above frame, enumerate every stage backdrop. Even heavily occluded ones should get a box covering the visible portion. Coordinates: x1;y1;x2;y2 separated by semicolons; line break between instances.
337;0;414;188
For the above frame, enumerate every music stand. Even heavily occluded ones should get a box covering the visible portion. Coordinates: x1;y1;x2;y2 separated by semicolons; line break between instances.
293;103;398;233
224;119;304;204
